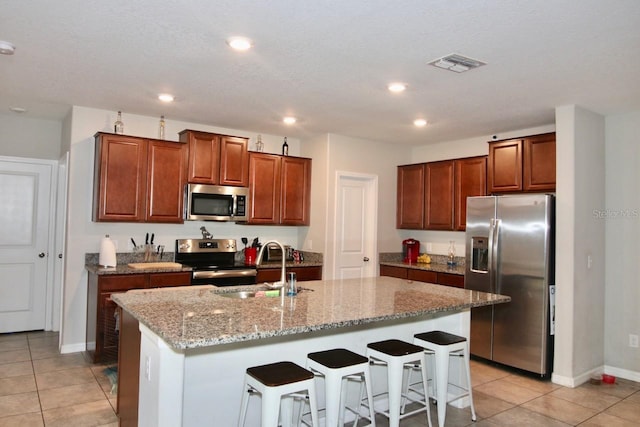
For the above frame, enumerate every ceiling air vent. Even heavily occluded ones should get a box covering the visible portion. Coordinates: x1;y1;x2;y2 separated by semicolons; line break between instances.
429;53;486;73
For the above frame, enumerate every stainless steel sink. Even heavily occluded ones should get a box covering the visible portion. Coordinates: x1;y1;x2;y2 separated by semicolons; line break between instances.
218;291;258;299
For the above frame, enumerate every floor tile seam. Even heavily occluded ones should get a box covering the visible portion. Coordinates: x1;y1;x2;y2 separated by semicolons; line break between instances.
548;390;622;412
576;410;628;426
0;410;43;422
41;396;114;413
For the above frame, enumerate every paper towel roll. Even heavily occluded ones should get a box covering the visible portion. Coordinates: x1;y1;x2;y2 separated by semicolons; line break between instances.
99;235;117;267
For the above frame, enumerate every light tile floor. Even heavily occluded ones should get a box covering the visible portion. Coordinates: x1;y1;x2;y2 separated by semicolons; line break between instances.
1;331;638;426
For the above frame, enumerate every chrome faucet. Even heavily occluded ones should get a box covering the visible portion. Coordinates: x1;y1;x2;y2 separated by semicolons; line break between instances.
256;240;286;287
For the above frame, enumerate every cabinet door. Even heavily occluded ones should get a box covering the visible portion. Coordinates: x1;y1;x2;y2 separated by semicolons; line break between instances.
437;272;464;288
524;133;556;191
184;131;220;184
146;140;187;223
407;269;437;283
148;272;192;288
94;134;147;222
425;160;454;230
280;157;311;225
248;153;281;224
454;156;487;231
397;164;425;229
257;266;322;283
488;139;523;193
220;136;249;187
99;292;120;362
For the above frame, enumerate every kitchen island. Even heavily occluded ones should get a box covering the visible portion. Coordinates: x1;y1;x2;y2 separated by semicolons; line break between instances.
112;277;509;427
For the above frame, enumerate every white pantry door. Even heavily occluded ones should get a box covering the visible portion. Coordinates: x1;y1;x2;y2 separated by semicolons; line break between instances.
333;172;378;280
0;159;53;333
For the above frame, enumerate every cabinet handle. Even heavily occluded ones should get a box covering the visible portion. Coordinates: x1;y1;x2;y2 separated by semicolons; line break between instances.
38;252;46;258
363;257;370;262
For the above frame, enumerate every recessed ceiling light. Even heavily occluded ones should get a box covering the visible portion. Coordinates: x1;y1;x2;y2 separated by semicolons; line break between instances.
388;82;407;93
226;37;252;51
283;116;297;125
158;93;175;103
0;41;15;55
9;106;27;113
414;119;428;127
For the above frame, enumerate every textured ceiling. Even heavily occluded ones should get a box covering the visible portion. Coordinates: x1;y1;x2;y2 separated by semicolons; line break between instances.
1;0;640;145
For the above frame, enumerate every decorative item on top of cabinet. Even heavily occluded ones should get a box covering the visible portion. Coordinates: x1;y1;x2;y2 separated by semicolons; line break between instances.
179;130;249;187
93;132;187;223
247;152;312;225
488;132;555;193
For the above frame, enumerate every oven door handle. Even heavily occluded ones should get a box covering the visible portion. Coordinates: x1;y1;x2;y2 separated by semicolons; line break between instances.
192;269;257;279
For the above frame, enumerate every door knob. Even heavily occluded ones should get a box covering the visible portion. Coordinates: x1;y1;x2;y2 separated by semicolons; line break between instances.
363;257;370;262
38;252;46;258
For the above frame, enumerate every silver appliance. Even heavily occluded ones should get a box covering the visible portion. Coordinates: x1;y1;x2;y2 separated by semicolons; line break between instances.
184;184;249;222
465;194;555;376
175;239;257;286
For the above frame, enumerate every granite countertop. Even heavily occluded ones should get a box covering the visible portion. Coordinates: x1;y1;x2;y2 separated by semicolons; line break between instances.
379;252;465;275
111;277;509;350
85;264;193;275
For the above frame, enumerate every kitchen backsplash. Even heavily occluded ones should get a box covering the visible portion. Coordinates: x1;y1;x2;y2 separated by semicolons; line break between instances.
379;252;465;266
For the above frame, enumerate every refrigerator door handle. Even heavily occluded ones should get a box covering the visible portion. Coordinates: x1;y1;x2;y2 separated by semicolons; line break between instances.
487;218;496;293
490;218;501;293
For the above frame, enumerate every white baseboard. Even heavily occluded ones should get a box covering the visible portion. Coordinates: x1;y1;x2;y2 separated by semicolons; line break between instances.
60;342;86;354
604;365;640;383
552;364;640;387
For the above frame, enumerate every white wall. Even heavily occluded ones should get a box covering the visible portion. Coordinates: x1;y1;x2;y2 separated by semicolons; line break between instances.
604;111;640;380
405;124;556;256
0;113;63;160
61;106;304;352
554;105;606;386
303;133;411;278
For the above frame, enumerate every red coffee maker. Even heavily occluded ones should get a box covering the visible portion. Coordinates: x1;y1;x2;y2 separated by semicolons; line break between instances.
402;238;420;264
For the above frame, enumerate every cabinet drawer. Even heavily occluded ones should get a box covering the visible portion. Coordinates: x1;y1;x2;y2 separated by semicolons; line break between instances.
148;272;192;288
98;274;147;292
407;269;437;283
379;265;408;279
437;272;464;288
257;266;322;283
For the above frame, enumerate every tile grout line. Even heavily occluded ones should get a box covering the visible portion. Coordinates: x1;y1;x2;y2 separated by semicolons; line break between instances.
27;333;48;426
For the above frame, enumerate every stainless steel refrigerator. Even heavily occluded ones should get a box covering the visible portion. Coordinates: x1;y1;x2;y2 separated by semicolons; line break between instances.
464;194;555;376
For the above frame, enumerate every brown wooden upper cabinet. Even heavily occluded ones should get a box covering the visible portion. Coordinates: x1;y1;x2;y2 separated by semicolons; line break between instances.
396;163;425;229
248;153;311;225
397;156;486;231
93;133;187;223
488;132;556;193
180;130;249;187
454;156;487;230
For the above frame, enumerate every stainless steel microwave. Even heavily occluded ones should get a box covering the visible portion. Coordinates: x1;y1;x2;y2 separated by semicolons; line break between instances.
184;184;249;222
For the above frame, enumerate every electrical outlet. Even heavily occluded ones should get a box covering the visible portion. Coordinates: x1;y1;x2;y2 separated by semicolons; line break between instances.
630;334;639;348
426;243;433;252
145;356;151;381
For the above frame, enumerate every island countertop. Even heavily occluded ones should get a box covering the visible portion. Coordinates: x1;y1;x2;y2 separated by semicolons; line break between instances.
111;276;509;350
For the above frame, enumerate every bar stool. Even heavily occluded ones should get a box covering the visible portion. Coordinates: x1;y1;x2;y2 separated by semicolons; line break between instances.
366;339;432;427
413;331;476;427
301;348;376;427
238;361;319;427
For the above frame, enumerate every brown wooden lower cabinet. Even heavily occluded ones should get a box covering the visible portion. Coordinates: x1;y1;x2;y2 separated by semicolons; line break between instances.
379;265;464;288
117;308;140;426
256;265;322;282
86;271;191;363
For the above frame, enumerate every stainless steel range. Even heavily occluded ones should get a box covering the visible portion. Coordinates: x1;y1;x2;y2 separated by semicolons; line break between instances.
175;238;257;286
